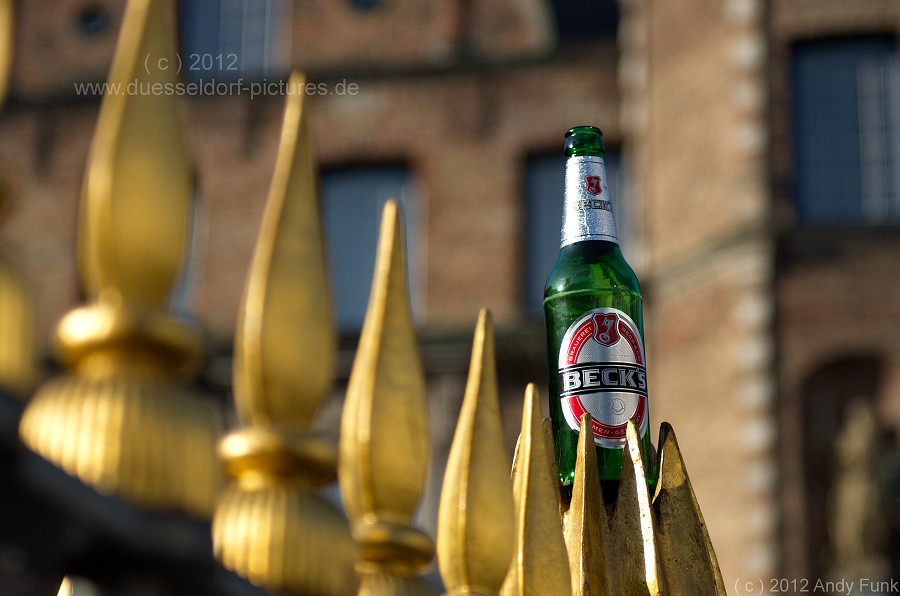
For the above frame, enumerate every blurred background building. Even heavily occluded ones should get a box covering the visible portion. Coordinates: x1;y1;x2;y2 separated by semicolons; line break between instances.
2;0;899;591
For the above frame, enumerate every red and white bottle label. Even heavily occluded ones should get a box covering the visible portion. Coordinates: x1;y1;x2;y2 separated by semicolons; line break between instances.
557;307;649;447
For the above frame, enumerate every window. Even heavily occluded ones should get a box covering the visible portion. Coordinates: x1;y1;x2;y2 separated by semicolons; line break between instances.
349;0;381;11
791;37;900;225
320;166;421;333
179;0;290;82
523;148;626;316
75;4;112;37
548;0;618;42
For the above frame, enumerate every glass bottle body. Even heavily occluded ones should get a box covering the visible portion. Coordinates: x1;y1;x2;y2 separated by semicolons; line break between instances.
544;239;654;489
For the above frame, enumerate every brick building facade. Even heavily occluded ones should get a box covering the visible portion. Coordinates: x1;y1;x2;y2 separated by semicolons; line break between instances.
2;0;899;591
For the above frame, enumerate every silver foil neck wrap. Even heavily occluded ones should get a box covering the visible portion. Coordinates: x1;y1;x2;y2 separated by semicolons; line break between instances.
561;155;619;247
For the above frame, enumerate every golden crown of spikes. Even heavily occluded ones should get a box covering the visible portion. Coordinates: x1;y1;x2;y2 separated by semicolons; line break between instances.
0;0;725;594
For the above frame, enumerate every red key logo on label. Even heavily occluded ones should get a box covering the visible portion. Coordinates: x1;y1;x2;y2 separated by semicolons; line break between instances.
585;175;603;195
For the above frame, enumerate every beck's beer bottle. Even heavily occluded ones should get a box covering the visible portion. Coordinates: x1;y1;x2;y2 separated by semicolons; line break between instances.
543;126;654;493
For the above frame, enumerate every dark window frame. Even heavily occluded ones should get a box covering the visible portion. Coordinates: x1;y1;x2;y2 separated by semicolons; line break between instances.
319;163;421;334
179;0;289;83
790;35;900;227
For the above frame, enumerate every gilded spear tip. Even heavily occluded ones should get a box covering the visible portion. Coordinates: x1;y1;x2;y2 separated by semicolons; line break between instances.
338;200;435;591
503;383;571;596
653;423;726;594
213;70;357;595
564;412;611;595
0;0;13;108
233;69;335;428
341;198;428;526
79;0;193;308
438;307;514;595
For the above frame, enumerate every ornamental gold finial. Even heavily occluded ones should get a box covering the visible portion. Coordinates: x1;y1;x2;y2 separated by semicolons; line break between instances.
213;70;357;595
502;384;571;596
78;0;192;307
18;0;219;518
0;247;33;396
339;200;435;594
231;70;335;428
0;0;12;107
437;309;515;596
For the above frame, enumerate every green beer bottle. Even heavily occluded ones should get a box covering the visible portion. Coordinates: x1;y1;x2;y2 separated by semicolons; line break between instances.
543;125;654;495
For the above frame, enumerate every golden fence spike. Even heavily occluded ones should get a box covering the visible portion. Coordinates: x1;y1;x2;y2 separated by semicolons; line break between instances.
437;308;515;596
339;200;435;593
512;419;560;515
564;413;612;596
652;422;726;594
78;0;193;308
0;246;34;396
232;70;334;428
542;417;556;466
212;70;357;595
18;0;218;518
0;0;12;107
502;384;571;596
608;420;663;596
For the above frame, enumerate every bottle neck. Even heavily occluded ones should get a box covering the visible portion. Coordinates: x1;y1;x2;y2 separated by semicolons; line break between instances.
561;155;619;247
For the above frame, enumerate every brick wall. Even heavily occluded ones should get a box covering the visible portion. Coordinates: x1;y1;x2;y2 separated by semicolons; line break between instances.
770;0;900;581
0;2;624;566
622;0;777;586
12;0;122;100
0;36;620;355
776;230;900;577
10;0;556;101
0;102;96;346
292;0;553;73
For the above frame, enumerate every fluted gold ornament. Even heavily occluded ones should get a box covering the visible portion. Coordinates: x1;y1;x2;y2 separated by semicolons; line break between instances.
23;366;215;511
437;309;515;596
214;481;355;594
502;384;571;596
18;0;219;518
212;71;357;595
339;200;435;594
